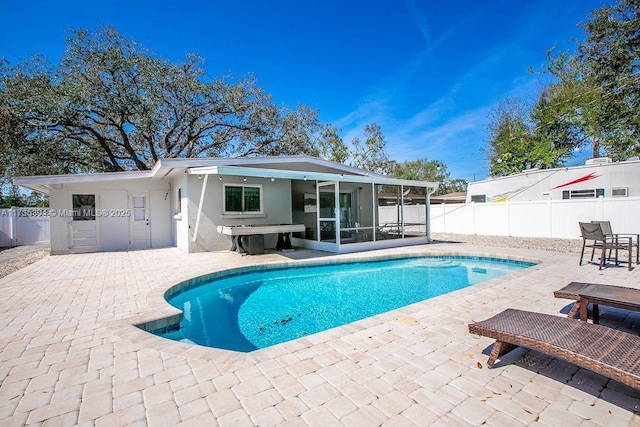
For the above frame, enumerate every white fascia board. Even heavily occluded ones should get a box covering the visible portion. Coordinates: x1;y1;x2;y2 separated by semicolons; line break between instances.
188;165;439;189
150;155;380;179
12;182;52;195
13;170;153;194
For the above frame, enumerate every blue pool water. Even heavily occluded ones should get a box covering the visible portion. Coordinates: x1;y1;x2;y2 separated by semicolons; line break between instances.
156;256;533;352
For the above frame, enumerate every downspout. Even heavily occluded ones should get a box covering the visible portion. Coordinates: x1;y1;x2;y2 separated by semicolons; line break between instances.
372;183;376;241
426;186;436;242
400;185;404;238
192;174;209;243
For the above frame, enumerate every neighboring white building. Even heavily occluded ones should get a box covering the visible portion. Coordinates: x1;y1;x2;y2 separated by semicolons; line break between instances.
466;157;640;203
14;156;439;255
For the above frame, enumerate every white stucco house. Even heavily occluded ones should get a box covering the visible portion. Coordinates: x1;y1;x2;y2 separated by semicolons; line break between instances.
14;156;439;255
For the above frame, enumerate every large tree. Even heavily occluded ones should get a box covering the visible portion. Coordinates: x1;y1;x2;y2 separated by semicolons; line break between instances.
0;26;322;178
350;123;392;174
486;0;640;174
485;98;555;176
389;158;467;195
579;0;640;160
531;51;602;159
316;124;349;164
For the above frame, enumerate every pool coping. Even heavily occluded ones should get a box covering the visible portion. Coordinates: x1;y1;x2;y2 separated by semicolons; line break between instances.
110;248;543;367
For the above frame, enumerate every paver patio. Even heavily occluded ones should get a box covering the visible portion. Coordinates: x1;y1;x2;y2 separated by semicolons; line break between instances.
1;242;639;426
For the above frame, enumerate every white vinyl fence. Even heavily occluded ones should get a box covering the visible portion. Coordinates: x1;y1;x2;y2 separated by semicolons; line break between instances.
2;198;638;248
428;196;640;239
0;208;50;247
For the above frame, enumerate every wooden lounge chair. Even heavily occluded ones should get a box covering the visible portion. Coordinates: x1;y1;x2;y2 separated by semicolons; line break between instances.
468;309;640;390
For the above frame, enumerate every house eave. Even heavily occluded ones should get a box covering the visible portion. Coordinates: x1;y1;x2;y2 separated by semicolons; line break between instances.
13;170;153;195
188;165;439;189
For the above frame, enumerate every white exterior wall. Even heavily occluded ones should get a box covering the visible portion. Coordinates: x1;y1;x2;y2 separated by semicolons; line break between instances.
184;175;294;253
48;178;173;254
172;173;190;252
467;159;640;202
49;190;69;254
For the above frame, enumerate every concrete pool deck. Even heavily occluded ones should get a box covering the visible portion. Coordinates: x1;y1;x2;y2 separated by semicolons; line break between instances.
1;243;639;426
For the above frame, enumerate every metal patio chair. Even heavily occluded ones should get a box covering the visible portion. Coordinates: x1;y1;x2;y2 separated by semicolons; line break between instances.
591;220;639;266
579;222;633;270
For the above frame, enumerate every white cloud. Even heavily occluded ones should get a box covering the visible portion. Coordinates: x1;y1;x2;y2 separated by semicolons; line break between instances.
331;0;557;181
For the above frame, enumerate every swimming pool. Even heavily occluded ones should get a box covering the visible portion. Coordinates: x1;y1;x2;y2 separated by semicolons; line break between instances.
153;256;534;352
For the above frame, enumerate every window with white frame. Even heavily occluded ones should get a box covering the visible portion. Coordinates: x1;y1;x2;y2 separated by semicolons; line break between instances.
611;187;628;197
224;184;263;213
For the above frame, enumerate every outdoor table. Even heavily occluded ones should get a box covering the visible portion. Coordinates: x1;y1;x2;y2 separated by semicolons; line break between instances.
579;285;640;324
217;224;305;254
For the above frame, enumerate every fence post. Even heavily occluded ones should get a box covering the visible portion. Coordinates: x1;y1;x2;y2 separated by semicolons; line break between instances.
548;198;553;238
506;200;511;236
11;206;17;246
598;196;605;220
472;202;476;235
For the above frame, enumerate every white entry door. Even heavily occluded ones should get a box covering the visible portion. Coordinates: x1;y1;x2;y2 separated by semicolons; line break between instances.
130;193;151;249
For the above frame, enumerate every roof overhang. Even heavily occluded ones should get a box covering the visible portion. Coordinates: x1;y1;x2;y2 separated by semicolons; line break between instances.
188;165;439;189
13;170;152;195
12;155;440;195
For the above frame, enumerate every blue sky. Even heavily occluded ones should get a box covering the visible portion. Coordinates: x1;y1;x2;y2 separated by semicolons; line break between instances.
1;0;606;181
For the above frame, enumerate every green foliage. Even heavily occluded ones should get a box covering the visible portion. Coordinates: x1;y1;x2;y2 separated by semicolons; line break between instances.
317;124;349;164
0;26;322;176
579;0;640;159
0;26;471;189
532;51;602;158
351;123;391;174
485;98;560;176
0;186;47;207
486;0;640;173
389;158;467;196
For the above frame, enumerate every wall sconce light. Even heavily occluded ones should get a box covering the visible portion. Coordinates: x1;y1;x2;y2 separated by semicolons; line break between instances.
218;176;222;181
270;177;275;182
303;176;307;181
198;175;202;179
243;177;247;182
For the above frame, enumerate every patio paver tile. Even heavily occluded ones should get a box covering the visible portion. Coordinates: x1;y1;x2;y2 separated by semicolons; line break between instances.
145;401;180;426
249;406;286;427
341;405;386;427
451;396;496;425
78;394;112;423
141;382;173;407
205;388;242;418
24;397;81;424
371;389;414;417
177;397;210;421
301;406;342;427
275;396;309;419
1;245;640;426
216;407;254;427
